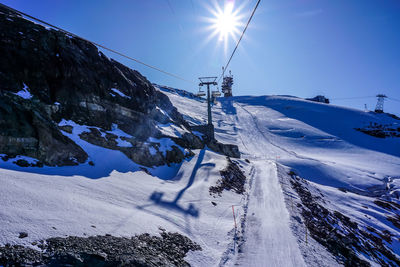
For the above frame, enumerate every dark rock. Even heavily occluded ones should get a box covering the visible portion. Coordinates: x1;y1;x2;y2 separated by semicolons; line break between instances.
0;6;206;167
15;159;29;167
290;176;400;266
306;95;330;104
374;199;400;211
172;132;204;150
210;158;246;196
18;232;28;238
0;232;201;266
355;122;400;139
140;167;151;175
338;187;348;193
207;139;240;158
59;125;73;134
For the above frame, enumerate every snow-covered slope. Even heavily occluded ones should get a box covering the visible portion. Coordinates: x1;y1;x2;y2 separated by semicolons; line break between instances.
162;90;400;266
1;89;400;266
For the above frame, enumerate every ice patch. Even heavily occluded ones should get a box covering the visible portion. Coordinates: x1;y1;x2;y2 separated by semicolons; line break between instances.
110;88;131;99
156;106;168;117
13;83;32;99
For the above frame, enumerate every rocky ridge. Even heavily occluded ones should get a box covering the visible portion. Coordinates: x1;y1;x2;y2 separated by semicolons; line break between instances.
0;6;206;167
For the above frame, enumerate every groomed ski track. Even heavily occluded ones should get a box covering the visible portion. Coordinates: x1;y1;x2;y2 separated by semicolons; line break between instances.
214;100;306;266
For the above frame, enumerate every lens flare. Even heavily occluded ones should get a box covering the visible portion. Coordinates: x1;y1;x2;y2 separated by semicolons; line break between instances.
202;1;247;55
214;2;237;40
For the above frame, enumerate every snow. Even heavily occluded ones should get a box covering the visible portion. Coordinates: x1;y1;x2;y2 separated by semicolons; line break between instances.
0;149;243;267
110;88;131;99
148;136;186;156
235;161;305;266
0;154;39;165
156;122;189;138
163;92;400;265
13;83;32;99
1;90;400;266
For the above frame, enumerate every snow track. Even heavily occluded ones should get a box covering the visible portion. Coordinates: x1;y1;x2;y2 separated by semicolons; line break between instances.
219;102;305;266
235;160;305;266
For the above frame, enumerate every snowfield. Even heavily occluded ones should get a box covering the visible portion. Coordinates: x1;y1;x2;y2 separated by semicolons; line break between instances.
1;88;400;266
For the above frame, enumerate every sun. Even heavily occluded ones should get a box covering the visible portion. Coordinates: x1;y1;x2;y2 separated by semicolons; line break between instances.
204;1;246;46
213;2;239;41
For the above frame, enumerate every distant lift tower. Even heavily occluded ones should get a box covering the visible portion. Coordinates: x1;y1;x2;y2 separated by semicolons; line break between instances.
196;76;220;139
375;94;387;113
221;67;233;97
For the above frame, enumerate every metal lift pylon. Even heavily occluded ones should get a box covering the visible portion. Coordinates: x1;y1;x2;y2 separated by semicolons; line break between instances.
196;76;218;139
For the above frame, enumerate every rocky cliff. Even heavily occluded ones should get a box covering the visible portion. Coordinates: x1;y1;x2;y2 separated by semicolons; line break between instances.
0;6;204;167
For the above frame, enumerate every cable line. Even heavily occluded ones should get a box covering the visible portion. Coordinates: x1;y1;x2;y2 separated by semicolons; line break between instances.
388;97;400;102
0;3;193;84
330;96;375;100
219;0;261;82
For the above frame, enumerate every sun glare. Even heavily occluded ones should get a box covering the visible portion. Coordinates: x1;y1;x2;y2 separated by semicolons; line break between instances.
202;0;247;54
214;3;238;40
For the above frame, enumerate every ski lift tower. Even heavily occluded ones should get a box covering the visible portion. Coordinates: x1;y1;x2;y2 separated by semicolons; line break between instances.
221;67;233;97
198;76;218;138
375;94;387;113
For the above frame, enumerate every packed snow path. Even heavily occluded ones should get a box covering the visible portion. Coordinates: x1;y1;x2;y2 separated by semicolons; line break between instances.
235;160;306;266
217;102;305;266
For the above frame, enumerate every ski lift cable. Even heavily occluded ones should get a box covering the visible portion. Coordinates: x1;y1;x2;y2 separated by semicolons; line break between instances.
388;97;400;102
330;96;376;100
0;3;194;84
218;0;261;83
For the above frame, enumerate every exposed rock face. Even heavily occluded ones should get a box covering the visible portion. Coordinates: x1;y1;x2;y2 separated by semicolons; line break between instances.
209;158;246;197
355;122;400;138
289;173;400;266
0;231;201;266
0;6;202;167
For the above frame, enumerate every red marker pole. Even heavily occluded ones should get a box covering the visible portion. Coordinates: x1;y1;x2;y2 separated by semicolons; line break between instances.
232;205;237;229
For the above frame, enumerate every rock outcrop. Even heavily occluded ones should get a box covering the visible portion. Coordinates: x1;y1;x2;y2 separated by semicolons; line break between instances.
0;6;203;167
0;231;201;266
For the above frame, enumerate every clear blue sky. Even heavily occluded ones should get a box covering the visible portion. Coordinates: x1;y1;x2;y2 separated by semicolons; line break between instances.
3;0;400;115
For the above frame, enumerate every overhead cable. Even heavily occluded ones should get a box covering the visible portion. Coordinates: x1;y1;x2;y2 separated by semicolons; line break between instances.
0;3;193;84
219;0;261;82
331;96;375;100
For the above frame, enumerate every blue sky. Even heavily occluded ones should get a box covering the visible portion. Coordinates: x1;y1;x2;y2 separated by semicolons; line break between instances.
3;0;400;114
